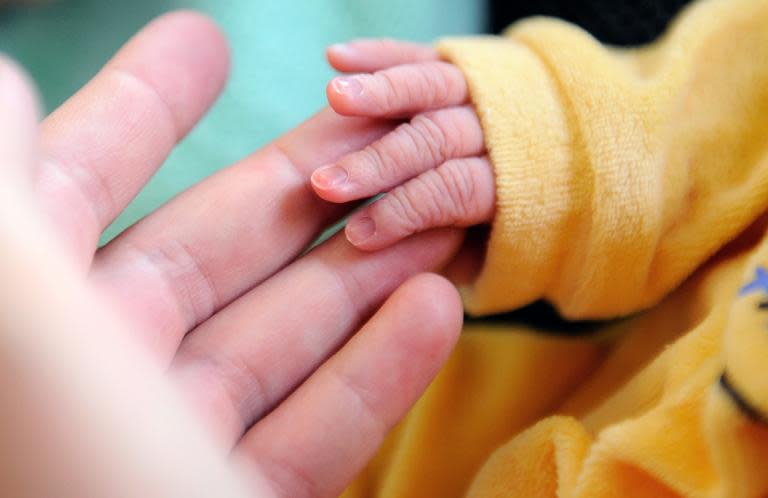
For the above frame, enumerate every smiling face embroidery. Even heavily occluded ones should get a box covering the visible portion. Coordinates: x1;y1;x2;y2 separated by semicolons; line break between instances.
739;266;768;323
739;267;768;297
719;265;768;424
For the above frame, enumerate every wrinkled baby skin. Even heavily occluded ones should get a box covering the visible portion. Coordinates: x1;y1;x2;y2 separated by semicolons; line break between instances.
312;39;496;251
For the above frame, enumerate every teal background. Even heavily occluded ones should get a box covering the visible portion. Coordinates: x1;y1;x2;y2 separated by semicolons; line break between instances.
0;0;485;240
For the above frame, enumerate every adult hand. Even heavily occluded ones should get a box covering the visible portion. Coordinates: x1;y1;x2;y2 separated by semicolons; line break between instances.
0;13;464;498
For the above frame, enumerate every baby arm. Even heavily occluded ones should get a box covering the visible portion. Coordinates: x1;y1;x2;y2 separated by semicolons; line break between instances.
311;40;495;250
315;0;768;321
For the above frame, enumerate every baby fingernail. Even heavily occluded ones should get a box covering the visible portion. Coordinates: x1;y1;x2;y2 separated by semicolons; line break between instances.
329;43;354;56
312;165;348;188
346;217;375;245
332;76;363;96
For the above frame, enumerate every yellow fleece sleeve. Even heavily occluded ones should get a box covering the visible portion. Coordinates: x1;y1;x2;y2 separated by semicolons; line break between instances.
437;0;768;319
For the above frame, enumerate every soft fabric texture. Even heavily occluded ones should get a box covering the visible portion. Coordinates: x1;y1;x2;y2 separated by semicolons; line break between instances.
343;0;768;496
440;0;768;319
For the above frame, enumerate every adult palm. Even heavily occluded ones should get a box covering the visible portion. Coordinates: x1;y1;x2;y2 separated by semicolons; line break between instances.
0;12;463;498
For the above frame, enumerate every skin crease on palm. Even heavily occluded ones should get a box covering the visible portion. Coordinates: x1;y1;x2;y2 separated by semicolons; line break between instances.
0;13;485;498
312;39;497;252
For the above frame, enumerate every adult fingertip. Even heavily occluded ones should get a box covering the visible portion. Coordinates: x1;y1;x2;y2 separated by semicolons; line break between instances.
0;54;41;120
150;10;231;70
120;10;231;136
397;273;463;361
0;53;40;103
0;55;40;182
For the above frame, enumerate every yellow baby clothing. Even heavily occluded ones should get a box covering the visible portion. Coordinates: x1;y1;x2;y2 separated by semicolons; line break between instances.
344;0;768;496
441;0;768;320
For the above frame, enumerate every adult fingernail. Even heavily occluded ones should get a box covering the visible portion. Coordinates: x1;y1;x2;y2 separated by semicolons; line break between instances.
312;165;348;188
331;76;363;96
346;217;376;245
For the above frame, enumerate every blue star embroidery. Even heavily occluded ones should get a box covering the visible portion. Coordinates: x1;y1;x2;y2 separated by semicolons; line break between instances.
739;267;768;296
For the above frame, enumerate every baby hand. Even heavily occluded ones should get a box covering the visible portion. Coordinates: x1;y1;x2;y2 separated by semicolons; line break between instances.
312;40;495;251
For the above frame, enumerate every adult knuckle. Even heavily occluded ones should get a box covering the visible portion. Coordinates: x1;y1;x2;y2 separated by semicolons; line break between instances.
328;366;388;439
128;238;219;328
251;451;318;498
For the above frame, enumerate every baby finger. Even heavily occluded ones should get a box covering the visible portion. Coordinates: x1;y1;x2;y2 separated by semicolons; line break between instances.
327;61;468;118
345;156;495;250
327;39;439;73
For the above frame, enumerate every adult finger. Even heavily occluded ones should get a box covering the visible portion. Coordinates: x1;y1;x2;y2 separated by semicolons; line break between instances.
312;105;484;203
327;61;468;118
441;225;490;287
346;156;496;250
0;56;40;187
327;39;439;73
91;108;394;359
234;273;462;498
36;11;229;265
0;144;252;498
169;228;463;447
